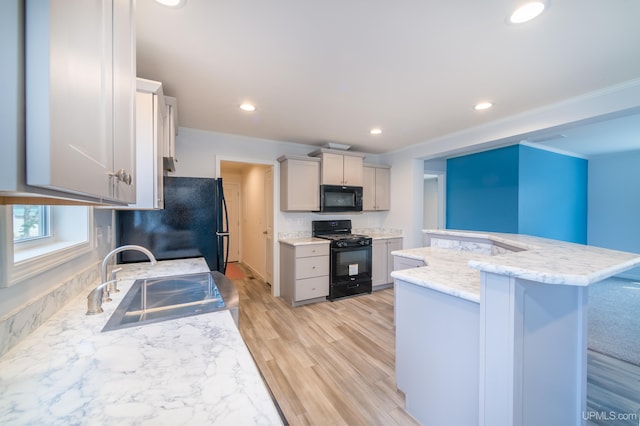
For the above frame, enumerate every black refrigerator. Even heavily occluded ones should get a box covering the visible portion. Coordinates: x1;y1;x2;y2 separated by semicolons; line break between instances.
117;176;229;273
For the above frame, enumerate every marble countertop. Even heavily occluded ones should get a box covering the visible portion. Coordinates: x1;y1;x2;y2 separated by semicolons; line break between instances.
0;258;283;425
366;233;403;240
279;233;402;245
391;247;488;303
278;237;330;246
391;230;640;302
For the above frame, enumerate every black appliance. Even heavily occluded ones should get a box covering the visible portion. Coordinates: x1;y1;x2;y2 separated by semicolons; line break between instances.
312;219;372;301
117;176;229;273
317;185;363;213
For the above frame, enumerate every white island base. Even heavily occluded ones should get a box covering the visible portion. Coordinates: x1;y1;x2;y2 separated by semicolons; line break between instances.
392;230;640;426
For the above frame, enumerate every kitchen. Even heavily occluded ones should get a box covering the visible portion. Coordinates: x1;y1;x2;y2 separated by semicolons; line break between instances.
2;0;640;425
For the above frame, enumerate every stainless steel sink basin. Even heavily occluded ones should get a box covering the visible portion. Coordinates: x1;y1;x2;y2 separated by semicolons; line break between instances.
102;271;239;332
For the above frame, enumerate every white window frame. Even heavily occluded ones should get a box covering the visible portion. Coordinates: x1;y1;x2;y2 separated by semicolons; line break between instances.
0;205;94;288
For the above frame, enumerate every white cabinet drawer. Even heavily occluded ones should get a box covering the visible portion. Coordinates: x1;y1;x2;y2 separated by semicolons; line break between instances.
296;244;329;258
296;255;329;280
296;276;329;300
394;256;425;270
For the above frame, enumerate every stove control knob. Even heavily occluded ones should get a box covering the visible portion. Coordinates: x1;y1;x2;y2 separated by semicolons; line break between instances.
336;241;347;248
359;240;370;246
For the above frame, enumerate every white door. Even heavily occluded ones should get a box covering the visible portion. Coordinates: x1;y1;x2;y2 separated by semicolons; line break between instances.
264;168;274;285
223;182;240;262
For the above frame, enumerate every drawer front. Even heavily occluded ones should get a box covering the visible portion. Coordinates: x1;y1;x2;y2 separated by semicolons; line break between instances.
296;244;329;258
296;255;329;279
296;276;329;301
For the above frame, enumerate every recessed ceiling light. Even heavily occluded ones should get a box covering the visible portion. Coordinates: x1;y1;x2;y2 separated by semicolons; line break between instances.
155;0;186;7
370;128;382;135
474;102;493;111
509;2;546;24
240;103;256;112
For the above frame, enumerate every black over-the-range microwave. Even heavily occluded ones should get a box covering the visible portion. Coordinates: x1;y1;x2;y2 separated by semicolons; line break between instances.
317;185;363;213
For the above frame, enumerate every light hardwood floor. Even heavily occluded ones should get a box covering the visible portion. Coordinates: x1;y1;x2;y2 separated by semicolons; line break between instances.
231;263;640;426
232;264;419;425
587;351;640;426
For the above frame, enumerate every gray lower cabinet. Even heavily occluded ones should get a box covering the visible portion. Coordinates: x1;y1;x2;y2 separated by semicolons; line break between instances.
372;237;403;290
279;242;329;306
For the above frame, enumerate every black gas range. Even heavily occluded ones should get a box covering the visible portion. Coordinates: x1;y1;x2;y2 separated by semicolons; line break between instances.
312;220;372;301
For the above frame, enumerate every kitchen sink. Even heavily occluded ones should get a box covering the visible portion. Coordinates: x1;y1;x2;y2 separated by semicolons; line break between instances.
102;271;239;332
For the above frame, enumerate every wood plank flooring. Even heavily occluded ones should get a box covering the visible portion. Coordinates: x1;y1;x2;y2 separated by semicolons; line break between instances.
230;263;640;426
232;265;418;425
587;351;640;426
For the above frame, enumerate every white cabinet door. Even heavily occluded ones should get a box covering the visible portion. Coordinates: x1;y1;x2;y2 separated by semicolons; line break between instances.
387;238;403;282
373;237;403;288
363;165;391;211
121;88;164;210
25;0;135;204
363;166;376;211
320;153;345;185
372;239;388;286
343;155;363;186
279;156;320;211
163;96;178;172
375;167;391;210
111;0;136;203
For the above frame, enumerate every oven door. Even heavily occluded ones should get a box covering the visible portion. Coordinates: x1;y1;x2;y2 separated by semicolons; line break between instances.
329;244;372;299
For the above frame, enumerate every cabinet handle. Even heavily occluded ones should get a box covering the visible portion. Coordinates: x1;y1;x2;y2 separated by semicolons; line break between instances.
109;169;133;185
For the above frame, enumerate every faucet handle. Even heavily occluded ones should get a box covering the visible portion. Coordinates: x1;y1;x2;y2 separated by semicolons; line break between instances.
102;285;112;303
87;280;114;315
109;268;123;293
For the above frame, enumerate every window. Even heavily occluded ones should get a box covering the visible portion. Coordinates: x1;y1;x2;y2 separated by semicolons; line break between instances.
13;205;51;242
1;205;93;287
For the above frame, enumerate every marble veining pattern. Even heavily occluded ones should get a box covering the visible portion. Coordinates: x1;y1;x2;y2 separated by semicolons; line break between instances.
279;228;402;243
429;237;495;255
392;230;640;301
277;231;311;240
391;247;487;303
0;259;282;425
278;237;330;246
0;264;100;358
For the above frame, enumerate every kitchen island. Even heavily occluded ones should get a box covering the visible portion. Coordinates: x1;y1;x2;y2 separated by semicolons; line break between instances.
0;258;283;425
391;230;640;426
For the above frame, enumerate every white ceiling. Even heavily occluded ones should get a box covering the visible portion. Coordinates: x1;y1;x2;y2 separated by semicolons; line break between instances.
136;0;640;155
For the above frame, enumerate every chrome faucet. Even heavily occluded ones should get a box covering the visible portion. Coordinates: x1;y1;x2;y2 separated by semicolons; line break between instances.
86;280;116;315
86;245;157;315
101;244;157;286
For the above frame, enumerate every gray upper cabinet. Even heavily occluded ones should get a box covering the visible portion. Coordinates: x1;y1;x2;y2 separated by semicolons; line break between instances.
114;78;166;210
309;149;366;186
278;155;320;211
22;0;136;205
363;164;391;211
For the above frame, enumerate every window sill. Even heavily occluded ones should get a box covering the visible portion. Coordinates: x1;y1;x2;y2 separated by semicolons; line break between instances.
7;240;92;287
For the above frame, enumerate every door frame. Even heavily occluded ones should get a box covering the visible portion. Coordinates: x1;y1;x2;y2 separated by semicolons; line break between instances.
222;181;241;263
216;156;279;297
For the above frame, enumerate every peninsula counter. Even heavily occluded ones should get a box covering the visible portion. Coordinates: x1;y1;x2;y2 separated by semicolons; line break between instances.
391;230;640;426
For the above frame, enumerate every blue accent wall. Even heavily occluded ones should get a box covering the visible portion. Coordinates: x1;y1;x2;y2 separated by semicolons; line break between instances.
446;144;587;243
588;150;640;278
446;146;519;233
518;145;587;243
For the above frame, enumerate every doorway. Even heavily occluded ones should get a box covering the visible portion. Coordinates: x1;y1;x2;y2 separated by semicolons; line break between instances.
220;160;275;289
423;172;446;232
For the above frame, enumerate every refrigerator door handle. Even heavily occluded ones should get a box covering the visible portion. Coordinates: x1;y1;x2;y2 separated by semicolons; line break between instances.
221;190;230;273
